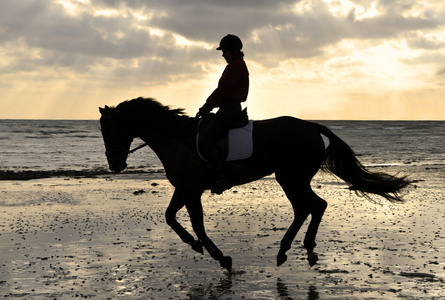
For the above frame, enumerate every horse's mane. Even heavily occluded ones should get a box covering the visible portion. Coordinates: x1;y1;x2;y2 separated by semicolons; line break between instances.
115;97;188;121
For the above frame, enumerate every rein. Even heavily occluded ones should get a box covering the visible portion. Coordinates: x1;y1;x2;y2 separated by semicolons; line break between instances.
104;109;199;157
126;117;198;155
128;143;148;155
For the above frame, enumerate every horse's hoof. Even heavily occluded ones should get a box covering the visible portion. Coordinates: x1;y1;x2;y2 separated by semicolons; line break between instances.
277;254;288;267
219;256;232;272
191;240;204;254
307;252;318;267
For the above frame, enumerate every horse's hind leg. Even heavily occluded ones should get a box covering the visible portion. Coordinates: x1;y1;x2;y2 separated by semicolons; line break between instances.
165;188;203;254
303;191;327;266
276;199;310;267
276;174;327;267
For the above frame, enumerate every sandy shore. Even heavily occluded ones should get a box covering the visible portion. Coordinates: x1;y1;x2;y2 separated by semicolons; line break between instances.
0;165;443;299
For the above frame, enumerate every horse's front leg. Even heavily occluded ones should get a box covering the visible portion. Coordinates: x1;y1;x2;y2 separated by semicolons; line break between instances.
184;190;232;271
165;188;203;254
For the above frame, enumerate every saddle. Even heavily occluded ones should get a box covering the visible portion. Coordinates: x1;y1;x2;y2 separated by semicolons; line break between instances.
198;108;249;133
195;108;253;162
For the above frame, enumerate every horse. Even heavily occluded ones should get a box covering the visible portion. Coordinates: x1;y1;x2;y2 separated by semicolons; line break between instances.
99;97;410;271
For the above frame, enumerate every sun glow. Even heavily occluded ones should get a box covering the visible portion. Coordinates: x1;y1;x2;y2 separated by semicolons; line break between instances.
324;0;356;17
94;9;119;17
149;28;165;38
174;35;212;49
323;0;380;20
354;2;379;20
134;13;148;21
57;0;77;14
293;0;317;14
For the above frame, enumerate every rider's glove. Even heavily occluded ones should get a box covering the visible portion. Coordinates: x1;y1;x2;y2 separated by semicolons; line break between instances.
196;104;211;118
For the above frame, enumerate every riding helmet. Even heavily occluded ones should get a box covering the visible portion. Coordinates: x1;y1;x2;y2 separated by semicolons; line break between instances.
216;34;243;51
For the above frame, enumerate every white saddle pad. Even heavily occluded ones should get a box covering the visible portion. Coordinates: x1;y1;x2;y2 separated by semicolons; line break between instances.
197;121;254;162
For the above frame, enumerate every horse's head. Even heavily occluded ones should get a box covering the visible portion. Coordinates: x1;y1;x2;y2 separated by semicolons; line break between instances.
99;105;133;173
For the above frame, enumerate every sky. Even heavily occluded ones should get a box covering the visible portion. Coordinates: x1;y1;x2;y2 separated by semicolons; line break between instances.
0;0;444;120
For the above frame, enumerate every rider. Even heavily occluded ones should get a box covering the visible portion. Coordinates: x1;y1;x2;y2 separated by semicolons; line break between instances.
197;34;250;194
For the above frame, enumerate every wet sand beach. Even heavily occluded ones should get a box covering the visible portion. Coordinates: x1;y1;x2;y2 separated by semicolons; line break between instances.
0;165;443;299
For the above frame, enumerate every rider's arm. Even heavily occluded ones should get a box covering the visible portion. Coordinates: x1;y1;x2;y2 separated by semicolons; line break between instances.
205;61;245;109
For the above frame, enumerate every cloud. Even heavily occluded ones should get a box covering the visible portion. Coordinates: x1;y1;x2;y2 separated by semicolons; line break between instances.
1;1;443;67
404;53;445;65
0;0;444;119
0;1;162;59
407;34;445;50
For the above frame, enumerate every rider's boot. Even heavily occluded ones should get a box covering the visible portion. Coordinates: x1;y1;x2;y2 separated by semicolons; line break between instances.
206;151;229;194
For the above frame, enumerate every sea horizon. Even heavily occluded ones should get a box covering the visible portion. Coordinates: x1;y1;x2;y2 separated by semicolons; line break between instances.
1;119;444;179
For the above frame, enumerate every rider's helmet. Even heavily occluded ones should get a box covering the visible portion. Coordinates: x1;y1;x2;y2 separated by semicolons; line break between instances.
216;34;243;51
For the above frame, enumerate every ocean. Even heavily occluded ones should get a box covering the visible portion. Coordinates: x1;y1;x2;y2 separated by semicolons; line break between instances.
0;119;444;177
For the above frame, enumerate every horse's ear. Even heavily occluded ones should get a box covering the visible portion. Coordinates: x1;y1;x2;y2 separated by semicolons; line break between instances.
99;106;110;114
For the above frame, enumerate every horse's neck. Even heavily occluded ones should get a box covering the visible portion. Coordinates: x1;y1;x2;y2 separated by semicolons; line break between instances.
157;115;195;144
136;117;199;182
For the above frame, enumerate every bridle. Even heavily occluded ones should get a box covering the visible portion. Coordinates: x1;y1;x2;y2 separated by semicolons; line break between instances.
100;111;148;161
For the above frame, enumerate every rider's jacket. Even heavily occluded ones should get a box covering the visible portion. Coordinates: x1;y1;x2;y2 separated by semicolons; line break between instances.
205;58;249;109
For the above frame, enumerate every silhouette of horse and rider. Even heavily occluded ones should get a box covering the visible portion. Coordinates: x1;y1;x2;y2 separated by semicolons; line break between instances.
99;35;410;271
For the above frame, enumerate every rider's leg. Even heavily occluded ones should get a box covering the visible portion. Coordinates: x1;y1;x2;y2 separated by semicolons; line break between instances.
199;101;241;193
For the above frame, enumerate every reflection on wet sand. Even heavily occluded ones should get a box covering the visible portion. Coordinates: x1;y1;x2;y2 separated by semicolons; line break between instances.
185;272;235;299
308;285;319;300
185;274;321;300
277;278;319;300
277;278;292;299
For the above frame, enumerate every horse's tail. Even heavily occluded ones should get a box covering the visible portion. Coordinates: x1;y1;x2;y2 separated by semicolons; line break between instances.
315;123;411;202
